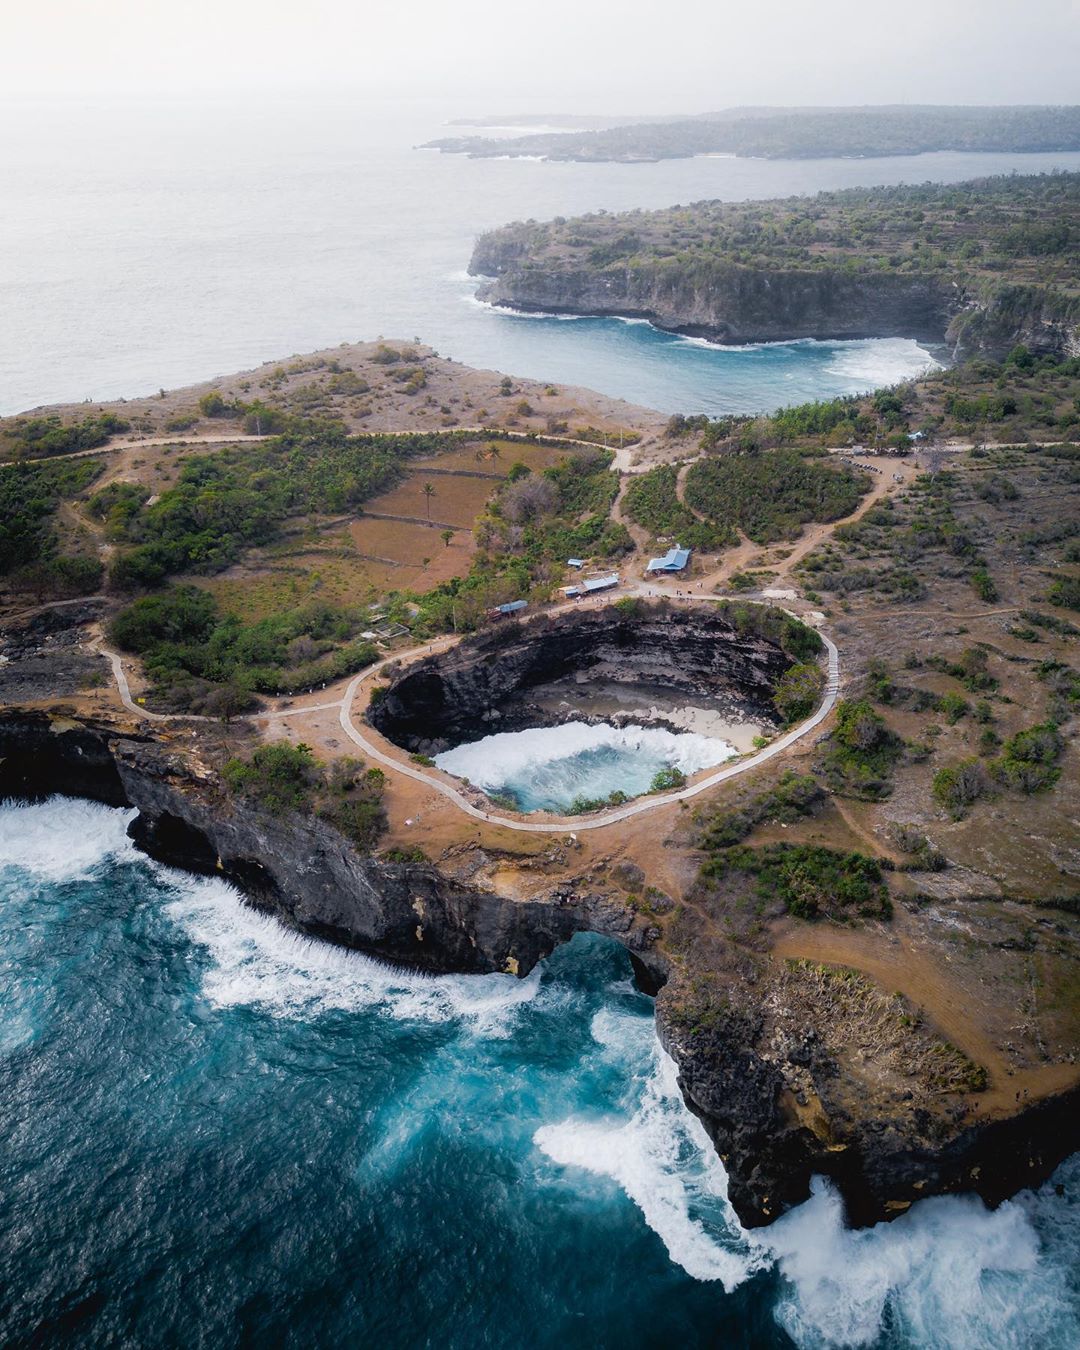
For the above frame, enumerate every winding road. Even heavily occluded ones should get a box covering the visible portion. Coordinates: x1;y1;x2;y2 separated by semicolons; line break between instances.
93;599;840;835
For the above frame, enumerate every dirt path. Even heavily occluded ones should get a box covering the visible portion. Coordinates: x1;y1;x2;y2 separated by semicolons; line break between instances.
686;453;918;597
609;475;651;551
674;457;706;518
2;426;623;473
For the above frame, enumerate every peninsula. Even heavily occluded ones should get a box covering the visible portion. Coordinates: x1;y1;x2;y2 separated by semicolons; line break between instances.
472;172;1080;357
425;104;1080;163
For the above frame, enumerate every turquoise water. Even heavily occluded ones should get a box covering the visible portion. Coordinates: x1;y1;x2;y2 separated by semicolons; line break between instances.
5;96;1080;414
2;796;1079;1348
433;722;737;812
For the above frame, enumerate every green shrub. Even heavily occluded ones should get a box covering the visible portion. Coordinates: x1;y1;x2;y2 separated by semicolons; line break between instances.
702;844;891;921
774;661;826;722
1048;575;1080;611
993;722;1064;793
223;742;320;814
699;771;822;849
817;700;902;799
650;766;687;793
932;758;993;818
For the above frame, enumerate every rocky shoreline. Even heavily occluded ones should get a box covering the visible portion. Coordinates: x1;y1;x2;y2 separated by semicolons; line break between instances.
470;226;1080;360
2;703;1076;1234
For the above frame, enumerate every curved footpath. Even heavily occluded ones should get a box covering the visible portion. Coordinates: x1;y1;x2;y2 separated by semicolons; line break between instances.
334;617;840;834
0;426;624;469
93;602;839;834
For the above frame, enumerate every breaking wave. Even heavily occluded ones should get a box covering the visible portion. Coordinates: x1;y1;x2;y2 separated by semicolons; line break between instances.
0;794;138;881
162;871;542;1033
434;720;736;811
3;795;1078;1348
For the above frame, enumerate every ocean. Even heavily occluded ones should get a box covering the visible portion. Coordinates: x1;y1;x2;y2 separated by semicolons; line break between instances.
4;95;1080;416
1;798;1078;1348
5;97;1080;1347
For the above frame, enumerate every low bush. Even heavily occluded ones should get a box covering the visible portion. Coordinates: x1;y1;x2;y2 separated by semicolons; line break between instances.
932;758;993;818
817;700;902;799
701;843;892;921
993;722;1065;793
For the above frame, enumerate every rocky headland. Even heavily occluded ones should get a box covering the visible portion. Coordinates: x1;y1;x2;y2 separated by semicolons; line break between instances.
1;701;1076;1232
470;174;1080;359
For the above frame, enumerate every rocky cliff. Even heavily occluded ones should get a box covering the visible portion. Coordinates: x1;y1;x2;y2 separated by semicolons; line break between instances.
473;247;960;347
367;604;792;753
470;192;1080;360
2;706;1076;1234
0;711;660;982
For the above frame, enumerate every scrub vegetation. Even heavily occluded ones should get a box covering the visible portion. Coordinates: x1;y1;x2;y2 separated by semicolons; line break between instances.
223;742;386;849
0;456;105;596
623;464;735;550
683;451;868;544
109;586;379;713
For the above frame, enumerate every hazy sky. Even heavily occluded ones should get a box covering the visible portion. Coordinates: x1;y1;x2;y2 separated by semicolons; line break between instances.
7;0;1080;110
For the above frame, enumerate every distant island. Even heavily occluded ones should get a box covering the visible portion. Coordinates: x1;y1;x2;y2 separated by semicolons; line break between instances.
472;172;1080;356
425;104;1080;163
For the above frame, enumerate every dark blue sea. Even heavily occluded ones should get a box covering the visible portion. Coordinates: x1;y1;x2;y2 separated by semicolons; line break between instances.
1;798;1077;1348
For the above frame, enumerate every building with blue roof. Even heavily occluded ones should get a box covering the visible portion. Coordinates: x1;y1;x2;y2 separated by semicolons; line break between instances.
646;545;691;574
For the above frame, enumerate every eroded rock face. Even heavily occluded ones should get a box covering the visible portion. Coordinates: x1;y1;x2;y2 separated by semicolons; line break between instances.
367;606;791;754
2;708;1076;1234
656;976;1080;1229
471;236;1080;360
473;253;955;347
0;712;663;984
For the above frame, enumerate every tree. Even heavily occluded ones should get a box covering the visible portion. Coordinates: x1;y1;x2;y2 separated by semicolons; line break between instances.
440;529;454;548
422;482;436;520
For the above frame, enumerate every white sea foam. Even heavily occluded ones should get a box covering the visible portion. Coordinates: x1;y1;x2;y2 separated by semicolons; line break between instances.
535;1009;767;1288
823;336;942;389
162;870;540;1032
0;796;138;881
434;721;735;811
764;1173;1080;1349
535;993;1080;1345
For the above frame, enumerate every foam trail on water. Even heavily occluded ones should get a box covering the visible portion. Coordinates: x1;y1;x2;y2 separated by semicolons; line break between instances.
163;870;540;1032
0;796;138;881
435;721;735;812
535;1008;766;1288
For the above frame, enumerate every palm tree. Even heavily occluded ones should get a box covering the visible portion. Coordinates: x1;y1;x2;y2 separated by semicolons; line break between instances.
422;482;435;520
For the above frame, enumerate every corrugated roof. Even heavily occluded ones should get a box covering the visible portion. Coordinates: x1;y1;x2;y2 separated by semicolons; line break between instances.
646;545;691;572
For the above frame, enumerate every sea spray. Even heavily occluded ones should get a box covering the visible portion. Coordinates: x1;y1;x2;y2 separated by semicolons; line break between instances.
164;871;542;1032
434;721;736;812
763;1171;1080;1348
2;797;1078;1348
0;794;138;881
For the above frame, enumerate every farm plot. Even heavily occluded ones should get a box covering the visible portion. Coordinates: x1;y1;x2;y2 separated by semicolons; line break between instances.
412;438;571;477
348;516;475;587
